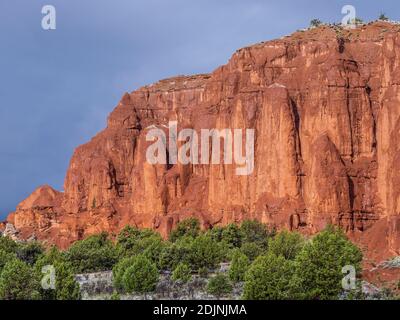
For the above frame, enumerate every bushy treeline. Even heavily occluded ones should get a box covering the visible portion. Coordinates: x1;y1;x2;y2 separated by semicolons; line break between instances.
0;219;364;300
309;13;390;28
0;238;80;300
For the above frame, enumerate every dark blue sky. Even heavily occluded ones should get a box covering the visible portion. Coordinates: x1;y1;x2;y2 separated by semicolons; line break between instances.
0;0;397;219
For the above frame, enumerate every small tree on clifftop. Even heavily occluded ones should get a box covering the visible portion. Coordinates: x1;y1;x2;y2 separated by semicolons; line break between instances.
379;13;389;21
310;19;322;28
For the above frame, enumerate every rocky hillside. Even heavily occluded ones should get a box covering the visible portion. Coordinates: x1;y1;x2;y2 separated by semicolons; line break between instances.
4;21;400;262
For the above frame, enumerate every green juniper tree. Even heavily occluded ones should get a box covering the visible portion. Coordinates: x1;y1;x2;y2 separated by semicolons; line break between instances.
172;262;192;283
112;256;138;292
290;225;363;300
116;226;161;258
221;223;242;248
243;253;294;300
310;19;322;28
17;241;44;265
122;255;159;299
228;249;250;282
169;218;200;242
379;13;389;21
34;247;80;300
206;273;232;299
0;259;41;300
240;220;272;249
240;242;264;261
0;249;17;273
267;230;305;260
189;234;223;270
66;232;118;273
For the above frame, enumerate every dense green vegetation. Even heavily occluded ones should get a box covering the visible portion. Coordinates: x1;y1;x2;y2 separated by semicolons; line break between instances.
169;218;200;242
66;232;118;273
0;240;79;300
0;259;41;299
290;226;363;299
122;255;159;298
0;218;370;300
228;250;249;282
206;273;232;299
172;262;192;283
243;253;294;300
267;230;304;260
243;226;363;300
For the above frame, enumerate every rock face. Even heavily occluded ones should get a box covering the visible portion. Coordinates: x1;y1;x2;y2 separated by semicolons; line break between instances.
6;22;400;257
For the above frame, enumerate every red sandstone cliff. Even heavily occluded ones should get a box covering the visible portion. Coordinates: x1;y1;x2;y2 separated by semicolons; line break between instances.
6;22;400;260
